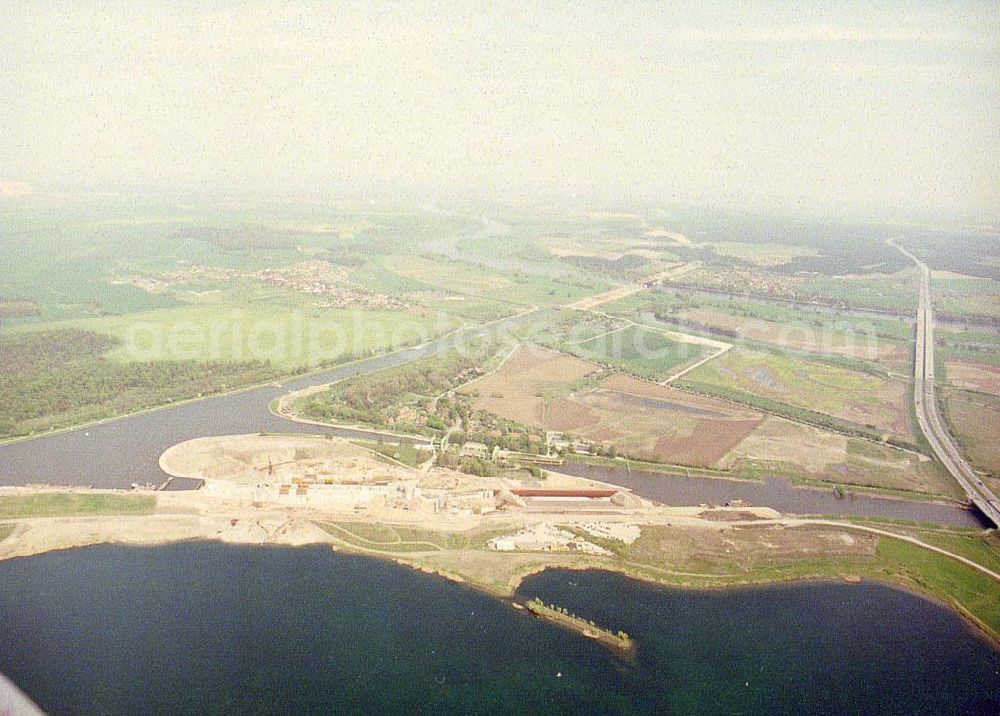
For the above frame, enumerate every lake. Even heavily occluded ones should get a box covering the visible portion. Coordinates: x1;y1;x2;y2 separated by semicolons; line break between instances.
0;543;996;714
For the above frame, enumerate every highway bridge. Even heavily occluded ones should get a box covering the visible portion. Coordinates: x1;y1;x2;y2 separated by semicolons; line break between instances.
891;239;1000;528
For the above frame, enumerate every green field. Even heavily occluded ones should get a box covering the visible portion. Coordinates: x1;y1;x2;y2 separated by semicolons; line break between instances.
798;274;917;312
0;493;156;518
28;301;460;370
937;328;1000;369
605;289;915;342
682;347;911;438
317;521;506;553
1;199;550;438
600;289;912;375
352;441;428;468
1;196;489;326
940;389;1000;478
907;529;1000;575
933;277;1000;319
938;328;1000;349
568;324;710;379
876;538;1000;636
382;254;606;308
0;329;282;439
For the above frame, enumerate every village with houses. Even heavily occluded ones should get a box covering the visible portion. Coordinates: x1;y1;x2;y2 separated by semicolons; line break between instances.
113;259;409;311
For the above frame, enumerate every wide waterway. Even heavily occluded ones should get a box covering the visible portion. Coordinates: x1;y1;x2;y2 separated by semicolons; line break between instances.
0;543;996;715
549;462;989;528
0;315;532;489
0;310;986;526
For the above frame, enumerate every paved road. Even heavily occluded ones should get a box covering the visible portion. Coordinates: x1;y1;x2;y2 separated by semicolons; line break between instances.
891;238;1000;528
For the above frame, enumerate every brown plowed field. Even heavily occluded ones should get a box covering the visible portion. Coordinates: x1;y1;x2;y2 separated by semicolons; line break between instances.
547;398;599;431
463;345;599;426
599;374;759;418
653;419;762;466
466;346;764;467
946;360;1000;397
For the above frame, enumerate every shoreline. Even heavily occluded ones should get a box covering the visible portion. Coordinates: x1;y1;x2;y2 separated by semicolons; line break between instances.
1;528;997;652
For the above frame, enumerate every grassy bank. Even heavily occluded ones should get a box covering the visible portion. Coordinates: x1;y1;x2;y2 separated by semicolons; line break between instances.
314;517;1000;642
563;453;760;481
877;538;1000;637
0;493;156;519
351;440;427;468
317;521;507;553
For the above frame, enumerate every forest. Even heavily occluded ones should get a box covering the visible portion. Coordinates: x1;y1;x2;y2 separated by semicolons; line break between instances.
295;341;497;430
0;329;279;438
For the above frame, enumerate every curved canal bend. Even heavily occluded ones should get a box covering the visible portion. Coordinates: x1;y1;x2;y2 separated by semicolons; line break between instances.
0;311;988;528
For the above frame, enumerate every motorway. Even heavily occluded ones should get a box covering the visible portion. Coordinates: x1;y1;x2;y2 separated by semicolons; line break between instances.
891;239;1000;528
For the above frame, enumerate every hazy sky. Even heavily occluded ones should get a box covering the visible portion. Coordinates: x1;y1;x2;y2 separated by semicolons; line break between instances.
2;1;998;219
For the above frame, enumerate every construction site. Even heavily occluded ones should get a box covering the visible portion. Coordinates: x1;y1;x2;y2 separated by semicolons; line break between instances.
156;434;664;524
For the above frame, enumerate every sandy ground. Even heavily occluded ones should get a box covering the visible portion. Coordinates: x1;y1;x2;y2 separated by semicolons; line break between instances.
720;416;848;473
160;434;413;485
4;429;778;564
0;485;777;564
0;508;334;562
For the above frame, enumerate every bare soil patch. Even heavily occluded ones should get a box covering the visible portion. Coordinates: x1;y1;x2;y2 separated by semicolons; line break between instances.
625;524;878;572
160;435;409;485
721;416;960;496
698;510;760;521
652;418;761;466
465;345;599;425
721;417;848;473
946;360;1000;397
471;355;764;468
548;399;600;431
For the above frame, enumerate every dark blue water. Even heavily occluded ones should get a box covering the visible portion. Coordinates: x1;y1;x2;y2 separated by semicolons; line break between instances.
0;544;996;715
